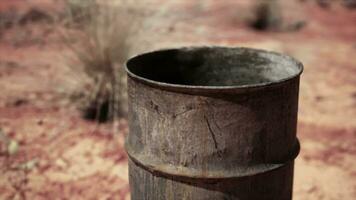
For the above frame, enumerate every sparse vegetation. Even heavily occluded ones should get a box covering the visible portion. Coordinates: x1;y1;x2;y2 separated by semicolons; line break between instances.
250;0;283;31
250;0;306;32
63;0;145;122
0;128;32;200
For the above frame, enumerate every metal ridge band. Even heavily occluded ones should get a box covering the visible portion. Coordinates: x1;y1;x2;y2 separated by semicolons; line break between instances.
126;139;300;180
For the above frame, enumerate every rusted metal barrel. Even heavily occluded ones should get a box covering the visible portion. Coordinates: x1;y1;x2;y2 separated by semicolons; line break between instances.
125;46;303;200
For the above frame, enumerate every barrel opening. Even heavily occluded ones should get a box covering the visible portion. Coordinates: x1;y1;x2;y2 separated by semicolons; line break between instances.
126;47;302;87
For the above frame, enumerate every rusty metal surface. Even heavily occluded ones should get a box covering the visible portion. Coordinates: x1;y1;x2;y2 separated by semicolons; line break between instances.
129;159;295;200
125;46;303;199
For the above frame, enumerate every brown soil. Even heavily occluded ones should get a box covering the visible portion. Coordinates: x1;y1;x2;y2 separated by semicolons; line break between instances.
0;0;355;199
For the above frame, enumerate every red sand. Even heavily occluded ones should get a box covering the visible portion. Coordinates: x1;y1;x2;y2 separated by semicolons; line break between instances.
0;0;355;199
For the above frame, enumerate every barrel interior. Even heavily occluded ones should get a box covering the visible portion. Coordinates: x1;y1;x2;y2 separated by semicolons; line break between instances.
126;47;302;87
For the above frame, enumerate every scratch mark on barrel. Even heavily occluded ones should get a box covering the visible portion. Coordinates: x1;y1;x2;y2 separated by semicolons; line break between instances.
204;115;222;157
172;104;196;118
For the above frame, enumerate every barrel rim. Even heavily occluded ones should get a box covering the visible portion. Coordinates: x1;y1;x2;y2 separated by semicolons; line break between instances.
125;46;303;92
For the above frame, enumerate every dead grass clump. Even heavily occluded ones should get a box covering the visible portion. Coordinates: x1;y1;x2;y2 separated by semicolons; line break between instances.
249;0;306;32
343;0;356;9
250;0;283;31
63;0;145;122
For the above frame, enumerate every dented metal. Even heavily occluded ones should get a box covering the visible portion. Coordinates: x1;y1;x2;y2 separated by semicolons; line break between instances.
125;46;303;200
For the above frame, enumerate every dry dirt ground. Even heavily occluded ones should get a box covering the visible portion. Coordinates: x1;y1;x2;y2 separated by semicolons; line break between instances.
0;0;355;200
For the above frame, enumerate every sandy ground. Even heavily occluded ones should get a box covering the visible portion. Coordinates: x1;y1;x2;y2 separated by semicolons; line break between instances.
0;0;355;199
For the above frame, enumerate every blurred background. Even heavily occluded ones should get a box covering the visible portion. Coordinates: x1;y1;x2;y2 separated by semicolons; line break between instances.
0;0;355;199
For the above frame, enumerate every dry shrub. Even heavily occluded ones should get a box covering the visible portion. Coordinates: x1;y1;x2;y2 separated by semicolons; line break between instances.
63;0;146;122
249;0;306;32
250;0;283;31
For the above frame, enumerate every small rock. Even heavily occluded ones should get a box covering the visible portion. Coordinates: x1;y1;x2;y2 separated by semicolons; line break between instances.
15;159;38;171
8;139;19;156
306;185;318;193
13;99;28;107
55;158;68;168
37;119;44;125
315;95;325;101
